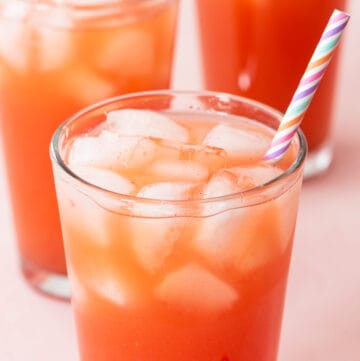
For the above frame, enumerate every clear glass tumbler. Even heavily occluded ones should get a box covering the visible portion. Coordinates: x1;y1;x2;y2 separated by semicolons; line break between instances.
0;0;179;299
196;0;347;178
51;90;306;360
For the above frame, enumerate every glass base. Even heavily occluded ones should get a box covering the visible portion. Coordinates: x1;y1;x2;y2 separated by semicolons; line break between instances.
21;259;70;301
304;143;332;179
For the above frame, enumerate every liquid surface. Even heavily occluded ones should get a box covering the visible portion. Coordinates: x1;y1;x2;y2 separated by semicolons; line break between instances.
65;109;293;198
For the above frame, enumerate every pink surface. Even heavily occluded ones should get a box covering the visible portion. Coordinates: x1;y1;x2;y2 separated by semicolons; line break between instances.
0;1;359;360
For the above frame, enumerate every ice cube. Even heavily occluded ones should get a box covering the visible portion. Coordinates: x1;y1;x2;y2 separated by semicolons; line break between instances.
68;135;105;167
202;170;243;199
193;199;288;275
92;275;127;306
61;67;116;105
136;182;196;203
230;201;291;274
199;170;248;215
106;109;190;143
1;1;29;21
130;182;195;273
96;28;154;77
54;174;110;247
272;181;302;253
36;25;73;71
193;208;241;267
154;263;238;313
0;8;73;73
193;166;290;273
147;159;209;183
227;165;283;187
202;124;270;163
154;138;227;171
0;20;28;71
68;131;156;170
190;144;228;173
69;164;135;194
131;217;184;273
71;267;131;307
53;0;114;5
68;269;88;306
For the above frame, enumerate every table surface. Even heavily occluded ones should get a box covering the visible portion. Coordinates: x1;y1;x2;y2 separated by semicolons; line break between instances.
1;1;359;360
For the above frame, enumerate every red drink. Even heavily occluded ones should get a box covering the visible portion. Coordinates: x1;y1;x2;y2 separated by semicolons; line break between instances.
0;0;178;298
196;0;347;177
51;91;306;360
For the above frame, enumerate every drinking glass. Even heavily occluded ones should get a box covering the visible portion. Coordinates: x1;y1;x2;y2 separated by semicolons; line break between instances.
51;90;306;360
0;0;179;299
196;0;347;178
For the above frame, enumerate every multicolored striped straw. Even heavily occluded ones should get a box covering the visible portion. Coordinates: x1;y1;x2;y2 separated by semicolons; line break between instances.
263;9;350;163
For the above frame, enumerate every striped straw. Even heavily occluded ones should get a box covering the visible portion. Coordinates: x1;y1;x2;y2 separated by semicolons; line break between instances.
263;9;350;163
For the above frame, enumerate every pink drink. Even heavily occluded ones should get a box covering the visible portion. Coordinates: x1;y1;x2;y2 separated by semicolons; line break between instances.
0;0;178;298
196;0;347;177
51;91;306;360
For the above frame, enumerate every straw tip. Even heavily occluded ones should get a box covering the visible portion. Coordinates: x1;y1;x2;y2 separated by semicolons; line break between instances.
333;8;351;20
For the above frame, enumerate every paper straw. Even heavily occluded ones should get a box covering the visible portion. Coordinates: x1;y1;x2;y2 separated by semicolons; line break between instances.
263;9;350;163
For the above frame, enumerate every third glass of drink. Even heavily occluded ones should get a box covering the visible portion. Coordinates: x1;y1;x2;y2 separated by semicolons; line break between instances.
0;0;178;298
51;90;306;360
196;0;347;178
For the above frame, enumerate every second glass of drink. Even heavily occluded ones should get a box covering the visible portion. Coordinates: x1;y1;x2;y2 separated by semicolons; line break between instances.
0;0;179;298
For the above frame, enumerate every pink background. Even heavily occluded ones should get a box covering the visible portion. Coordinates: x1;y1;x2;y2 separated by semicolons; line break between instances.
0;1;359;359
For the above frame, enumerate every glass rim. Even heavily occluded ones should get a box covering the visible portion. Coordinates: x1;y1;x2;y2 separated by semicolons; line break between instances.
50;89;307;207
